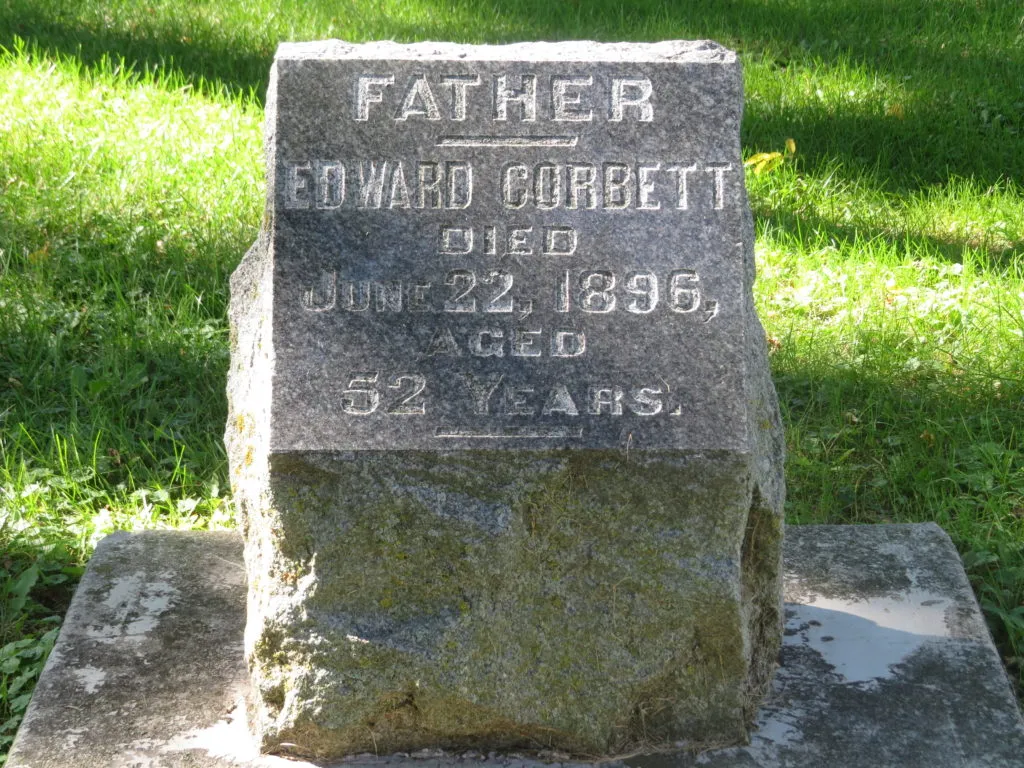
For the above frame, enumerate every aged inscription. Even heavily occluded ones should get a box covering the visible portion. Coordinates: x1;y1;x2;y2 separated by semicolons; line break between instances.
271;53;748;451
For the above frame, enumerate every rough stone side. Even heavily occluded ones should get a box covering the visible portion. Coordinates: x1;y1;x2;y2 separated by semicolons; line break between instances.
736;176;787;721
225;65;290;741
235;448;780;759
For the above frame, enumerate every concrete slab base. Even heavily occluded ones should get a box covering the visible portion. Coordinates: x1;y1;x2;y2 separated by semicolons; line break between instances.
7;524;1024;767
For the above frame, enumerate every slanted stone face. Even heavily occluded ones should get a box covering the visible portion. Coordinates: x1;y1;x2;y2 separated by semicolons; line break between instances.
226;40;785;760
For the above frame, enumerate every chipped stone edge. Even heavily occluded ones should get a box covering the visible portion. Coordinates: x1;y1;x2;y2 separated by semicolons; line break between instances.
276;40;735;64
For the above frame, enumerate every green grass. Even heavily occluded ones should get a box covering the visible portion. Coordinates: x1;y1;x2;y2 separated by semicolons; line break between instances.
1;0;1023;760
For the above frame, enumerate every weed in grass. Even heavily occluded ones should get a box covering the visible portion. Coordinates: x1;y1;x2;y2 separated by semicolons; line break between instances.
0;549;78;762
963;543;1024;690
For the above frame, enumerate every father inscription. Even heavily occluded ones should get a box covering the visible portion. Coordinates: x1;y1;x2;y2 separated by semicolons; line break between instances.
227;40;785;759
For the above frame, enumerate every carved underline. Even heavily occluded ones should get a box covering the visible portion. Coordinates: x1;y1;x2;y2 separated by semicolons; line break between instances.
434;427;584;439
436;135;579;148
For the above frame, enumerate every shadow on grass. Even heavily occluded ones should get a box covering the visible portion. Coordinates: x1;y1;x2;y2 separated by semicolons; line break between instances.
0;7;275;100
769;355;1024;689
451;0;1024;191
752;195;1024;267
772;361;1024;525
0;205;234;496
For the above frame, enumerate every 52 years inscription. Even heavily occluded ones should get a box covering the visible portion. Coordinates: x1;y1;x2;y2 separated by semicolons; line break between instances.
269;49;751;451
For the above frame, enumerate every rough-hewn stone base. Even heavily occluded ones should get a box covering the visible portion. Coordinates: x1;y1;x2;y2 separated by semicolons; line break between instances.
8;524;1024;768
238;450;782;758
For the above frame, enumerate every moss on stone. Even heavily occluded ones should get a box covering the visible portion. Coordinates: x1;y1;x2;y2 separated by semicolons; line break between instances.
240;449;781;758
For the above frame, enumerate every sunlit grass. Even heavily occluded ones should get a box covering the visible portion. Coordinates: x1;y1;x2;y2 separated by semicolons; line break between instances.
0;46;259;548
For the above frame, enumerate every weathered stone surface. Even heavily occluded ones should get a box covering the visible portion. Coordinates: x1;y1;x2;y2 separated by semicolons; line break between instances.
9;526;1024;767
6;531;249;768
225;40;785;758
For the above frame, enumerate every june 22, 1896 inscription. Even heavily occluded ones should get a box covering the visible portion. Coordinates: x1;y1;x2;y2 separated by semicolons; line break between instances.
267;41;750;452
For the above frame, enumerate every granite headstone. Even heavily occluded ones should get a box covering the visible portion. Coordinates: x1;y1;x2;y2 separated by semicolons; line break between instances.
226;40;785;760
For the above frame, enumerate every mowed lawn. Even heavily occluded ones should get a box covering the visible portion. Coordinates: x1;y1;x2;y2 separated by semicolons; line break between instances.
1;0;1022;760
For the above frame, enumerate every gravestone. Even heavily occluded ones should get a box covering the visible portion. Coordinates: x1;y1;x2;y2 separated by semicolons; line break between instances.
225;40;785;760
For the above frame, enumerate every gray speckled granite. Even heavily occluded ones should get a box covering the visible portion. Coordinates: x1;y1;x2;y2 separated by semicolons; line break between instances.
225;40;785;756
8;525;1024;767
